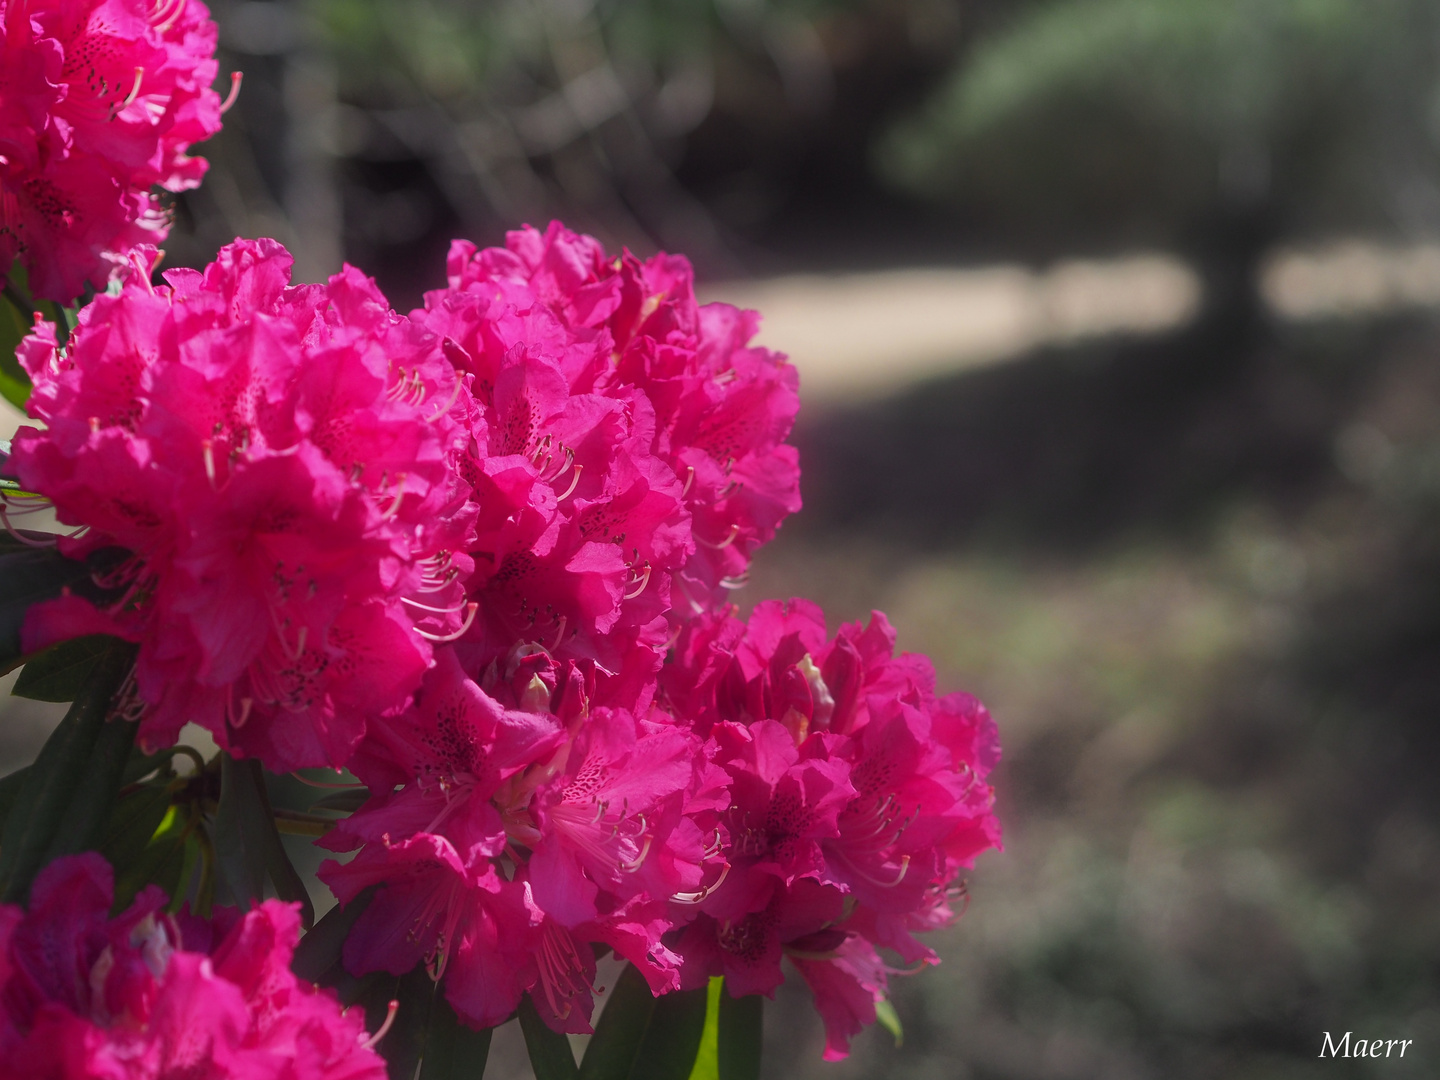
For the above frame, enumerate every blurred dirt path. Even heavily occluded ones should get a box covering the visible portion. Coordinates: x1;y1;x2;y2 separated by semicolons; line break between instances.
702;254;1200;404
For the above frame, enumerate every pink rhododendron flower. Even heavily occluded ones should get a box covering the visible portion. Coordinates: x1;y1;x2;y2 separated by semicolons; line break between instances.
789;935;891;1061
0;0;228;301
418;221;801;674
661;598;1002;1057
11;239;475;770
320;690;714;1034
0;853;388;1079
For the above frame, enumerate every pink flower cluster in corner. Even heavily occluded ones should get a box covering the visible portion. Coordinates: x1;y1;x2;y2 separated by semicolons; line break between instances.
0;0;228;302
10;223;1000;1060
0;854;387;1079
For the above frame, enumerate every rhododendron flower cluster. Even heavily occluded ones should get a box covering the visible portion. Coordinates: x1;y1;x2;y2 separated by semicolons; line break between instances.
12;240;473;769
6;223;1001;1067
0;0;228;302
662;599;1002;1058
416;224;801;695
0;854;388;1079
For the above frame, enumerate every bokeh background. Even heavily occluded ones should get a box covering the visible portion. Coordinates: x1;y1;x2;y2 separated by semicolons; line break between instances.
7;0;1440;1076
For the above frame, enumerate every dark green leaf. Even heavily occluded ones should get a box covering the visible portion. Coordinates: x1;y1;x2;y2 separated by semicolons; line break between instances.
629;983;709;1080
113;825;191;911
0;639;132;903
579;963;655;1080
42;704;138;860
96;783;175;871
0;274;31;410
716;992;762;1080
0;766;31;834
214;755;315;926
111;799;193;911
519;994;579;1080
267;827;316;927
293;885;377;983
169;832;202;913
14;634;118;701
0;548;129;674
419;985;493;1080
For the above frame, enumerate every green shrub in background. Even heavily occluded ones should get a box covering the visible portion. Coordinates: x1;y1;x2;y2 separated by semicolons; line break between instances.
878;0;1440;254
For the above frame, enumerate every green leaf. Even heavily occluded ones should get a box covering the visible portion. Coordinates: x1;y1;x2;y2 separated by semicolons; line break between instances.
874;998;903;1047
716;992;762;1080
214;755;268;906
214;755;316;926
96;783;176;872
113;822;191;911
0;639;133;903
0;547;129;675
111;800;193;910
630;982;709;1080
170;831;202;913
419;991;493;1080
0;272;32;410
579;963;656;1080
43;700;138;862
15;634;121;701
686;978;723;1080
293;885;377;983
0;766;31;834
519;994;579;1080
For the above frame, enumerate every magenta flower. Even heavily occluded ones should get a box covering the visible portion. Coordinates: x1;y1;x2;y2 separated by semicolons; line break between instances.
322;689;717;1034
0;853;388;1079
788;935;891;1061
420;222;801;660
11;239;475;771
0;0;228;302
660;598;1002;1057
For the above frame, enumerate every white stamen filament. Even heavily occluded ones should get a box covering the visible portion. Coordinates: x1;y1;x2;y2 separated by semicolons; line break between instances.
425;374;464;421
359;1000;399;1051
696;524;739;550
624;563;651;600
151;0;189;33
121;67;144;109
401;595;471;616
219;71;242;114
414;602;478;642
554;463;582;501
381;474;407;520
671;862;730;905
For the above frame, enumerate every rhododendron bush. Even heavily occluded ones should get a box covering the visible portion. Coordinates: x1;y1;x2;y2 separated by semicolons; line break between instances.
0;9;1001;1077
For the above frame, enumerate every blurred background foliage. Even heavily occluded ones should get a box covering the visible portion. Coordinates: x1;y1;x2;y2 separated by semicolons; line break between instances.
10;0;1440;1076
